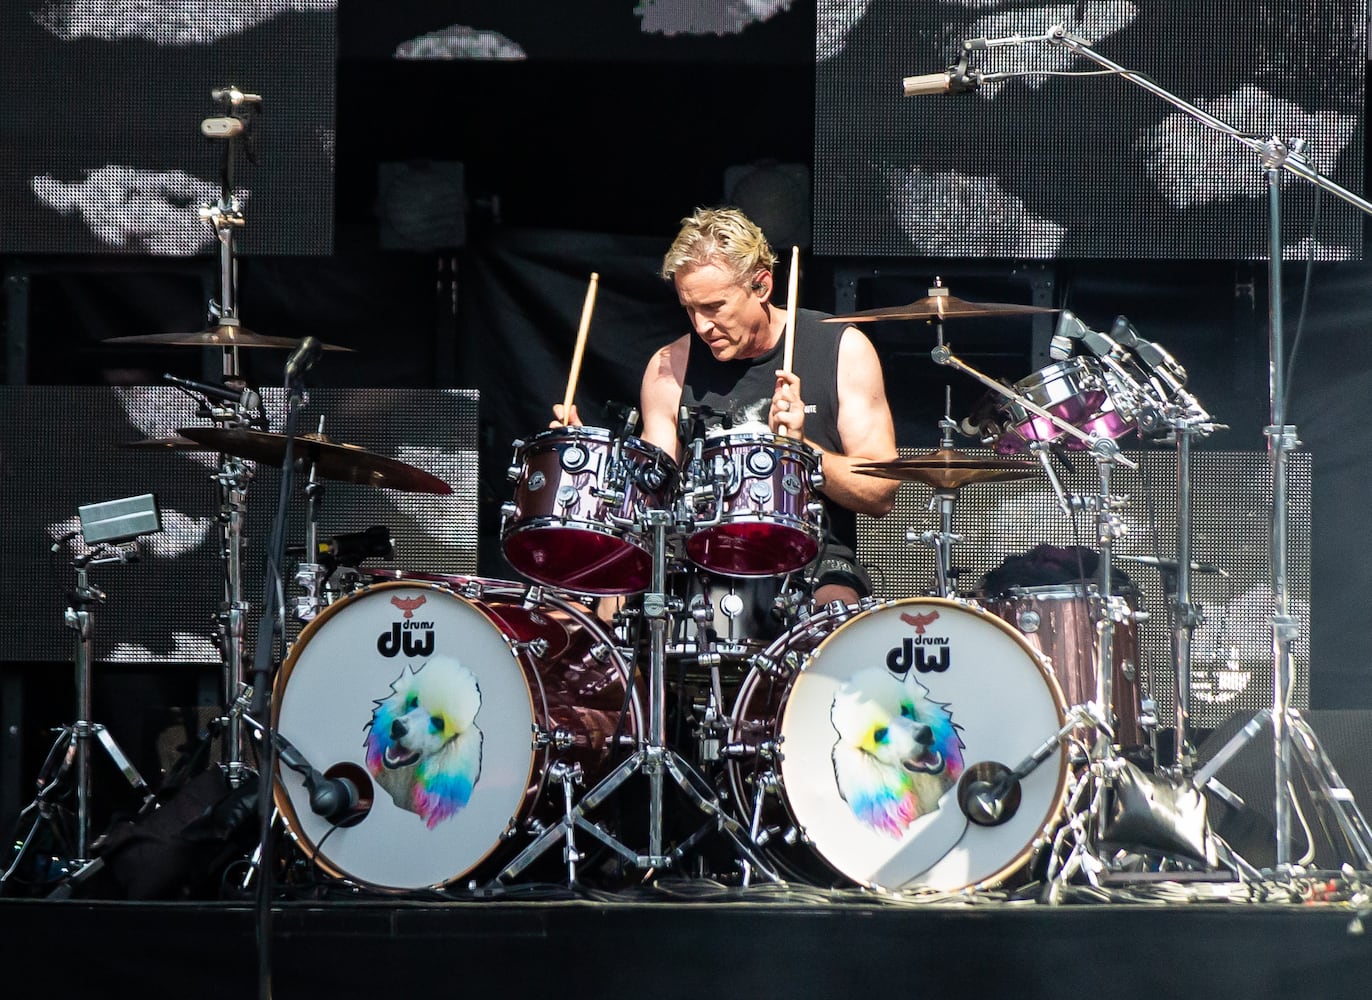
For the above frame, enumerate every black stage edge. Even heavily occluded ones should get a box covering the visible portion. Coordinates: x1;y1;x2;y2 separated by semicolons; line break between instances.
3;891;1370;999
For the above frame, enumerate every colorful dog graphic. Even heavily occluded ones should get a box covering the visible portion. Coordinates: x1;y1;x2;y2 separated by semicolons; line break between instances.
830;667;964;838
365;660;484;828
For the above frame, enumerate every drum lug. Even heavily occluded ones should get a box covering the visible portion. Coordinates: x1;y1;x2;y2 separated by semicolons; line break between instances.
500;500;517;521
517;637;551;659
532;725;576;751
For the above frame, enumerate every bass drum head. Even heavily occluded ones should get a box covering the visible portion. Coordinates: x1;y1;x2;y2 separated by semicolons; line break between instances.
273;581;539;892
773;597;1069;892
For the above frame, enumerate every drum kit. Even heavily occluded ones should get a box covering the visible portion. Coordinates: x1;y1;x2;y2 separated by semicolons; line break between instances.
4;243;1262;900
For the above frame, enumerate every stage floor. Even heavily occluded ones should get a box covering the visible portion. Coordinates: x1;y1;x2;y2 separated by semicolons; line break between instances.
3;884;1370;1000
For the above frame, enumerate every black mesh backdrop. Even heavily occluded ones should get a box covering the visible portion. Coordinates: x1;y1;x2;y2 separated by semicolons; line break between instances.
815;1;1366;260
0;4;335;255
856;449;1312;731
0;387;478;665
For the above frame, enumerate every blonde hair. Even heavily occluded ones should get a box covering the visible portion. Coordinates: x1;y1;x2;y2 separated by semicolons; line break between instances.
660;206;777;286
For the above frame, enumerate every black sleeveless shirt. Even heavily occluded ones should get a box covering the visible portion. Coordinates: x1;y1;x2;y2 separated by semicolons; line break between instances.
677;307;856;551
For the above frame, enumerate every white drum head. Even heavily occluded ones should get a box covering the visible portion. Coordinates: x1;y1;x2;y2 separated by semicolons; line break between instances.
776;597;1068;892
273;582;538;891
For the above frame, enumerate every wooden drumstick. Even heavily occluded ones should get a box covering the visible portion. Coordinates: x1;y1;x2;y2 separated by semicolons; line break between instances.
780;246;799;436
561;271;599;422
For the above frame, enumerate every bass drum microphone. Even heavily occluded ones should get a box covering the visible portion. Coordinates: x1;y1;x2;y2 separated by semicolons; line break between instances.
956;761;1023;827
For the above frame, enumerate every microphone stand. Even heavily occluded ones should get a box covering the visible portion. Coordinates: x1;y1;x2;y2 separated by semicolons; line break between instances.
245;347;312;999
1042;25;1372;871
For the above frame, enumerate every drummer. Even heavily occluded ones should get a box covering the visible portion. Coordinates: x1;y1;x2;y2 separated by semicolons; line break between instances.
558;206;899;607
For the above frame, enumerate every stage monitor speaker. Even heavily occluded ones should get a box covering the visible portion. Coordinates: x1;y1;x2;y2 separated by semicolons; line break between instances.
1196;709;1372;871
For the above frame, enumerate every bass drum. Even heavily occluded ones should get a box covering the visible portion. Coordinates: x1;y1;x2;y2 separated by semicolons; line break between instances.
272;579;641;892
727;598;1069;892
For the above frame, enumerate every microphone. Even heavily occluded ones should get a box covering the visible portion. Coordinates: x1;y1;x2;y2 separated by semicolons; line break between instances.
270;730;372;826
902;51;980;97
1115;553;1229;577
284;336;322;384
211;86;262;107
1111;317;1188;393
957;762;1023;827
308;767;369;826
163;372;245;404
200;117;245;139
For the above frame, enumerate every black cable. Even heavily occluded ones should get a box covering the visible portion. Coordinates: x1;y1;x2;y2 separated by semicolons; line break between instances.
1280;183;1322;425
249;375;308;1000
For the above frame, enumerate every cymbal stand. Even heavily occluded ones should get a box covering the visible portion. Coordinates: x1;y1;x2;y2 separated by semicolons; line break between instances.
490;492;780;887
291;418;329;624
1039;24;1372;873
199;85;264;787
1;546;155;892
1119;331;1221;775
918;409;962;598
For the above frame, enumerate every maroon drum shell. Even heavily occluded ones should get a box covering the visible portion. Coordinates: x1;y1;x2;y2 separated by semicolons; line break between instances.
982;585;1143;748
502;427;677;595
685;433;822;578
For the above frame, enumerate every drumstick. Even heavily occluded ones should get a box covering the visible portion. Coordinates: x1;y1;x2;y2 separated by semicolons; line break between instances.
561;272;599;422
780;246;799;435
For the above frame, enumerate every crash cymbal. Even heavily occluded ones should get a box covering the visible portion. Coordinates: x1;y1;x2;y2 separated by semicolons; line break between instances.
824;290;1060;324
854;448;1037;489
119;434;206;450
104;323;353;351
173;427;453;494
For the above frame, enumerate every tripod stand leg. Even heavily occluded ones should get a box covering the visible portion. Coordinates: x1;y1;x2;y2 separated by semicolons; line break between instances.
1288;712;1372;869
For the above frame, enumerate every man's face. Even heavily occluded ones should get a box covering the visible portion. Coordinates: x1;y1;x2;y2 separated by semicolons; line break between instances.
674;260;770;362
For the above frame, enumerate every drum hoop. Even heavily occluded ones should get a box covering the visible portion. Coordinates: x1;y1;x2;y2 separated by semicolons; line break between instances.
523;424;676;466
702;430;819;457
1013;355;1098;389
271;579;544;891
755;596;1074;893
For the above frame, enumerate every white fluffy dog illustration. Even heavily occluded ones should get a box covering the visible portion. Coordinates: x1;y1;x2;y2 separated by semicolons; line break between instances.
365;660;483;828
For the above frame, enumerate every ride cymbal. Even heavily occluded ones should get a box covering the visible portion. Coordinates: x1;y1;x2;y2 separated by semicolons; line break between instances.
824;292;1059;324
854;448;1037;489
173;427;452;494
104;323;353;351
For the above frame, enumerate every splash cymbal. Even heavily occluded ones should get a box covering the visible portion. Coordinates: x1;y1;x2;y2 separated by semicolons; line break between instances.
824;291;1059;324
171;427;452;494
104;323;353;351
854;448;1037;489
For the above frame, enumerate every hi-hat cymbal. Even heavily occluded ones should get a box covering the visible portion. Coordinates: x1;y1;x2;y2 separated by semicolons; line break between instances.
104;323;353;351
824;292;1060;324
854;448;1037;489
170;427;452;494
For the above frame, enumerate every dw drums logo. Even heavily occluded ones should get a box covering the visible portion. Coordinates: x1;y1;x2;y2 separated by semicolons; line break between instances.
885;610;950;675
378;594;435;657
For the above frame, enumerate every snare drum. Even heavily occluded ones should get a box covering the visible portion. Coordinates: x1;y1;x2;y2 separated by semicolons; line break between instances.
501;427;677;594
727;597;1069;892
684;431;823;577
995;357;1138;455
982;584;1143;747
272;579;641;892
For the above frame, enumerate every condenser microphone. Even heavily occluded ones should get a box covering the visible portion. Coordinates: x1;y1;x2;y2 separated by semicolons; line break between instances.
284;336;322;384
